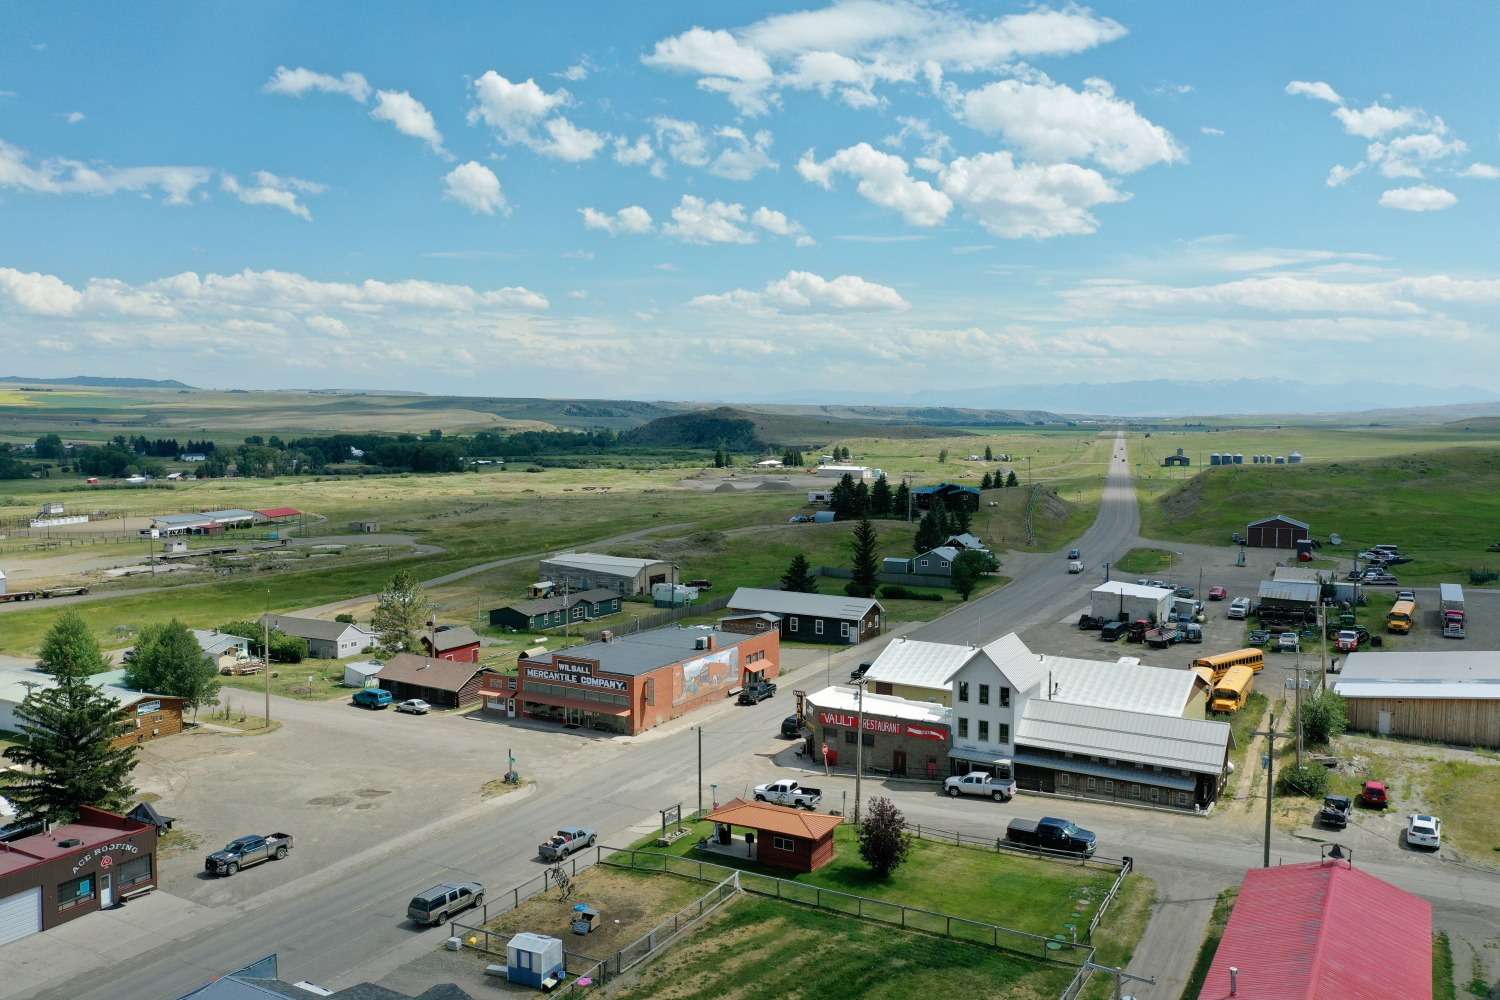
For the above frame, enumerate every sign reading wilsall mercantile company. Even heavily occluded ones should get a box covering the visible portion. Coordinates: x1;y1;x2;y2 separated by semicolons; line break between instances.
525;662;629;691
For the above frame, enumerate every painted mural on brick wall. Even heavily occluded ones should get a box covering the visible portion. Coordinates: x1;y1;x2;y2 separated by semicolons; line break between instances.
672;647;740;704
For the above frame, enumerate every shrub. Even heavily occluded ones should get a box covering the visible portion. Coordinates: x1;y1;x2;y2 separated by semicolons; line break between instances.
1299;690;1348;746
878;585;942;601
1276;764;1329;798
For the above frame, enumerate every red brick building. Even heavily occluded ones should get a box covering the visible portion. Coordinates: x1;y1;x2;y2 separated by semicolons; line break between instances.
482;624;779;735
0;807;159;946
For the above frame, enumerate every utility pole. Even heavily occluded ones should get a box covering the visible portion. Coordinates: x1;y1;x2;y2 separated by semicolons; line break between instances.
1288;655;1309;770
1252;713;1292;867
696;725;703;818
263;591;271;726
853;679;865;825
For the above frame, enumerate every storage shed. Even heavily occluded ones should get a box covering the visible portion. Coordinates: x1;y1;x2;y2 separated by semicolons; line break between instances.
1089;581;1174;624
1334;651;1500;748
505;932;565;988
1246;515;1310;549
343;660;383;689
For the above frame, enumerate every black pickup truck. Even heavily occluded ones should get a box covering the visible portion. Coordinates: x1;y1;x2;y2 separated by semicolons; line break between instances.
204;832;294;876
1006;817;1097;856
737;681;777;705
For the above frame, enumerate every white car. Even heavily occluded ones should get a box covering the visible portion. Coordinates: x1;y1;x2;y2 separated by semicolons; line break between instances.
1406;814;1441;849
395;699;431;715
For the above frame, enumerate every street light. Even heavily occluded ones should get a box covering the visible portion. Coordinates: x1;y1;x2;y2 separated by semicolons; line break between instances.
853;678;866;825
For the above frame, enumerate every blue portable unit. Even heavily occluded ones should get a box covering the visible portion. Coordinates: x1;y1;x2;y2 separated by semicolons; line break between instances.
506;932;565;989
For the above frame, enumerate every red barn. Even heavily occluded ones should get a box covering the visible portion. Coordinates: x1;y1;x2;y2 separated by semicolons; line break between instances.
421;625;482;663
1246;514;1310;549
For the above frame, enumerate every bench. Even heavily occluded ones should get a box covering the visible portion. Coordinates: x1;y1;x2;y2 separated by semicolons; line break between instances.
727;686;743;698
120;886;155;903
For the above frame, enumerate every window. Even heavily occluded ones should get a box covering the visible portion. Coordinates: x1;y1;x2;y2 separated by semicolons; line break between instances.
845;730;857;744
958;682;969;703
1178;792;1190;806
957;718;969;739
1104;781;1114;794
823;728;837;745
773;836;794;852
1000;687;1010;707
789;618;799;632
1131;784;1142;799
940;560;950;569
997;723;1010;744
815;621;824;635
1150;788;1160;803
978;684;989;705
119;854;153;889
58;874;95;911
841;623;849;637
862;733;875;747
1059;773;1070;787
1087;777;1097;791
919;559;929;567
978;720;989;742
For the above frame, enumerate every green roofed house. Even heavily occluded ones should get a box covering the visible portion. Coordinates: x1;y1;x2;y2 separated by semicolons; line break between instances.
487;589;622;632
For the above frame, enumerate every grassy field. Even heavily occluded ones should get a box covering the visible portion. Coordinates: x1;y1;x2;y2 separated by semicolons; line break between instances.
1136;447;1500;586
1433;930;1456;1000
1182;885;1240;1000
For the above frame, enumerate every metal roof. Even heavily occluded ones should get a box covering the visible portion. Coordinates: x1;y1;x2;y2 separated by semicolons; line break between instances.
1008;751;1197;790
1043;655;1198;717
259;614;373;643
970;632;1050;693
915;546;960;562
706;797;843;839
866;637;976;690
1334;650;1500;700
152;512;215;526
1017;699;1231;774
1091;581;1175;600
255;507;301;518
1257;579;1320;602
540;552;668;574
1202;860;1432;1000
1248;514;1310;528
501;588;620;616
804;685;949;724
1271;566;1321;583
524;625;761;678
728;587;882;621
427;626;481;652
207;509;260;523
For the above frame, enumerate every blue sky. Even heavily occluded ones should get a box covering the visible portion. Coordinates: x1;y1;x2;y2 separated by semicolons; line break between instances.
2;2;1499;403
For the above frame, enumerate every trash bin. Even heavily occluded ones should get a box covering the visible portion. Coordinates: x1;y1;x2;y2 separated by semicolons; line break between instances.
826;748;838;766
717;825;731;845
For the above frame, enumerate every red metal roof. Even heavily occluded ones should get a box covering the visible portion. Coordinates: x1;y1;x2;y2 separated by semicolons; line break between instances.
256;507;301;518
705;797;843;840
1202;860;1431;1000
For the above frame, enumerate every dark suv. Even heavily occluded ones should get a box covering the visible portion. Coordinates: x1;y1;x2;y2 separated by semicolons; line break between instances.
780;715;803;738
1100;621;1129;642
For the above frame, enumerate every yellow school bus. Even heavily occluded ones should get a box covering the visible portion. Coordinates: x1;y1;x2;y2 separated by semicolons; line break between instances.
1386;600;1417;634
1209;665;1256;713
1191;647;1266;683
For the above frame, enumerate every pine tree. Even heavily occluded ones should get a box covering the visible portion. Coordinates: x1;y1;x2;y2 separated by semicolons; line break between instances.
930;497;952;538
779;553;819;593
914;508;943;554
37;609;109;679
953;502;973;534
853;480;871;518
372;570;434;654
892;481;911;521
3;617;138;823
830;473;858;520
870;474;893;517
713;447;726;468
1006;470;1019;488
980;471;993;490
984;445;993;461
847;516;880;598
124;619;221;719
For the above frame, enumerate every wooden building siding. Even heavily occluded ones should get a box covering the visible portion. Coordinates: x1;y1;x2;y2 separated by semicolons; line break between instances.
757;833;832;873
1345;697;1500;748
110;696;186;749
778;608;882;646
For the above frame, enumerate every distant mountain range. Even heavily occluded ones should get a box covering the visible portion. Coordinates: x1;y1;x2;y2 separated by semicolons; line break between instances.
0;375;193;389
736;378;1499;418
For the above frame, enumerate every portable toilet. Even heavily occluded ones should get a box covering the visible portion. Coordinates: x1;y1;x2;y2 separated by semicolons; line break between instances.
506;932;565;988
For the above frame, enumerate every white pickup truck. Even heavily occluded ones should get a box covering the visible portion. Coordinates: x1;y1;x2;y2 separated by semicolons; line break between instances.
753;779;822;810
943;771;1016;802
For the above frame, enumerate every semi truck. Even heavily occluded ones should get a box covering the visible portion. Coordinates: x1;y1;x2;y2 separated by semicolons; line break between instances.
0;585;91;603
1440;583;1466;638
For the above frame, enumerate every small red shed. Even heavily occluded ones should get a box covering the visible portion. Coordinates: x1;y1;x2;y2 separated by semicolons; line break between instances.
704;798;843;873
421;626;482;663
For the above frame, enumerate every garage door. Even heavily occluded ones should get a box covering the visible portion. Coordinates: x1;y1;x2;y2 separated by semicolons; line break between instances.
0;886;42;946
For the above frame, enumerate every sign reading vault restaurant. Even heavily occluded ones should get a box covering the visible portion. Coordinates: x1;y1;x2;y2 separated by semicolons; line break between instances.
818;710;947;742
524;658;629;692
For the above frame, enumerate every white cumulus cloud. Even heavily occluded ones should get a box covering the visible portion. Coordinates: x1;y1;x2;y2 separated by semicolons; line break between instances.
469;71;605;162
936;152;1126;239
263;66;371;103
65;111;85;125
691;269;908;313
443;162;506;215
0;137;212;204
662;195;757;244
580;205;653;235
1379;185;1457;212
220;171;325;220
1460;163;1500;180
371;90;448;156
798;143;952;226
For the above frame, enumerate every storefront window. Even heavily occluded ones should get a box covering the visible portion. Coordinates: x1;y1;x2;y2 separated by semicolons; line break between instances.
119;854;153;888
58;874;95;911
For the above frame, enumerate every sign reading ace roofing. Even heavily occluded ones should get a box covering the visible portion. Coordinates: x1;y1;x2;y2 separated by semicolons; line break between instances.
525;658;628;692
818;710;947;742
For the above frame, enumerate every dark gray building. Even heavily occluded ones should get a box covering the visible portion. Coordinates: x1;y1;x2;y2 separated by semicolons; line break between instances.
726;588;883;646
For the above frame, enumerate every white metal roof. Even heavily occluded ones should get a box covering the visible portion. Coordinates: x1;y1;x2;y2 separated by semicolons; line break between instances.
728;587;882;620
971;632;1050;693
1092;581;1175;600
804;685;949;724
542;552;666;574
1271;567;1321;584
1017;699;1231;774
866;638;976;690
1249;514;1310;528
1258;580;1320;602
1334;650;1500;701
1043;655;1198;717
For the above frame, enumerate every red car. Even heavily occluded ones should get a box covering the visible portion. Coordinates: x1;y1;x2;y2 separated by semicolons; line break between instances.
1359;781;1389;809
1207;586;1228;601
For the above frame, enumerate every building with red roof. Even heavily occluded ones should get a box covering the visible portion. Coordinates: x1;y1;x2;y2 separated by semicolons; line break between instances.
703;798;843;873
1200;858;1431;1000
255;507;302;520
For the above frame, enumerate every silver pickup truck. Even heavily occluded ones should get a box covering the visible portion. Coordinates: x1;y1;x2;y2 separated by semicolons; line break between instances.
204;832;294;876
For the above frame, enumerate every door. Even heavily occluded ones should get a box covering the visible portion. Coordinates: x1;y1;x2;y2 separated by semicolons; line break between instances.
1377;711;1392;735
506;698;516;719
892;750;907;776
0;887;41;946
100;872;114;908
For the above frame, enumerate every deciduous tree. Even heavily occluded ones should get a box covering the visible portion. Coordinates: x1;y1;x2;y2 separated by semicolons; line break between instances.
123;619;221;718
37;609;109;679
857;796;912;877
372;570;433;654
950;549;995;601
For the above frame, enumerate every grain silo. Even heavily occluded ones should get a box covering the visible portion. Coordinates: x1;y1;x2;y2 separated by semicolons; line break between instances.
1289;451;1303;464
1233;454;1244;464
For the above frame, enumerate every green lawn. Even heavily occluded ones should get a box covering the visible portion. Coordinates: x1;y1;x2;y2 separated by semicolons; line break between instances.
622;818;1118;941
1182;885;1240;1000
606;895;1076;1000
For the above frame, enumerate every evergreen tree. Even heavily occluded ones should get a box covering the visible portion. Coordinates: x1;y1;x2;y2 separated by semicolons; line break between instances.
1006;470;1019;488
870;474;893;518
37;609;109;679
3;618;138;823
930;497;952;538
953;503;973;535
779;553;819;593
371;570;434;654
984;445;993;461
123;619;221;719
830;473;858;520
713;447;726;468
847;516;880;598
938;448;949;463
914;508;944;554
853;480;871;518
892;481;911;521
980;471;993;490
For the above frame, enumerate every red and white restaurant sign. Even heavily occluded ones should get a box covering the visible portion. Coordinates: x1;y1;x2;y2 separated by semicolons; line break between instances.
817;710;946;742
